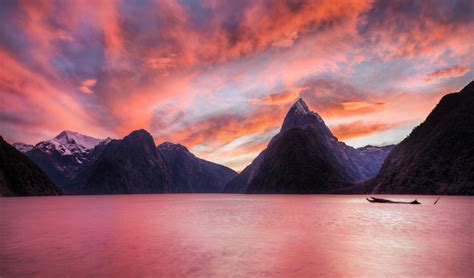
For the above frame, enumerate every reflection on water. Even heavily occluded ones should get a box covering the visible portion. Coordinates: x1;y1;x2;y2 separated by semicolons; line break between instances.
0;195;473;277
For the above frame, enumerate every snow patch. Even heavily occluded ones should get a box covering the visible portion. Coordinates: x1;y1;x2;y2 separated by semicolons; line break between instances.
12;142;34;153
35;131;109;158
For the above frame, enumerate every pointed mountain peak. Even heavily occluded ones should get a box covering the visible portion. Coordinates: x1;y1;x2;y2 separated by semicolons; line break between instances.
52;130;105;149
290;98;310;115
281;97;330;136
55;130;79;139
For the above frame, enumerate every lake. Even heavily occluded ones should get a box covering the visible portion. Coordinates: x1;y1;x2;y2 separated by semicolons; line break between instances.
0;195;473;277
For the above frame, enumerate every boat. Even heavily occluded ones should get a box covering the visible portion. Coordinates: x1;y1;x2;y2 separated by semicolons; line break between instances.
366;197;421;205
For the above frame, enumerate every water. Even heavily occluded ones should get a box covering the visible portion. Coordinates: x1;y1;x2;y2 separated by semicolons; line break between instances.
0;195;473;277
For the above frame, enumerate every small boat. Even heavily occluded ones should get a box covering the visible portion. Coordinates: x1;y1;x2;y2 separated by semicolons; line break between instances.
366;197;421;205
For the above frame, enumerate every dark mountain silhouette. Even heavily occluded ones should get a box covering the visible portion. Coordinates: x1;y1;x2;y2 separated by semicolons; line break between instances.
71;129;173;194
0;137;61;196
245;128;352;193
225;98;392;193
157;142;236;192
370;81;474;195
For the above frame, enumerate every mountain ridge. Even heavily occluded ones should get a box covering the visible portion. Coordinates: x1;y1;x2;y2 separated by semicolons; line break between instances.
1;136;62;196
369;81;474;195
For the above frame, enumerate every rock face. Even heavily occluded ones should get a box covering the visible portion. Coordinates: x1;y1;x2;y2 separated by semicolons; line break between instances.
22;131;110;192
245;128;352;193
157;142;237;193
371;81;474;195
71;130;173;194
225;98;392;193
0;137;61;196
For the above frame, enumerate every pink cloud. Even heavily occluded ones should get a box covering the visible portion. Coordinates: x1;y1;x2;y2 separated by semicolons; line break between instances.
424;66;470;83
79;79;97;94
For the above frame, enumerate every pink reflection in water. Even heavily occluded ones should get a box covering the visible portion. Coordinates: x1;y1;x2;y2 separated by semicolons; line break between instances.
0;195;473;277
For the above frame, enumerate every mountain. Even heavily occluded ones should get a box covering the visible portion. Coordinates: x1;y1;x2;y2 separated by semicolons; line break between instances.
157;142;237;193
225;98;392;193
23;131;110;191
0;137;61;196
355;144;394;177
12;142;34;153
370;81;474;195
245;128;353;193
70;129;173;194
280;99;391;182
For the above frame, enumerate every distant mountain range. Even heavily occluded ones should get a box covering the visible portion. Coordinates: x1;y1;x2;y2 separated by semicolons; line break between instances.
12;129;236;195
4;81;473;196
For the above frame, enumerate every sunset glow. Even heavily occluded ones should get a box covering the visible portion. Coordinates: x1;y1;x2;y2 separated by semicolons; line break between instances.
1;0;473;171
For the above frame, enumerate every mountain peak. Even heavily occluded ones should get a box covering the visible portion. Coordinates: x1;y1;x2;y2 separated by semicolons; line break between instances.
123;129;155;146
281;98;328;135
291;98;310;115
52;130;104;150
56;130;80;139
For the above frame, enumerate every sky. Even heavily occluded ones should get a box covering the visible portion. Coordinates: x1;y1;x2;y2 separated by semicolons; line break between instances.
0;0;473;171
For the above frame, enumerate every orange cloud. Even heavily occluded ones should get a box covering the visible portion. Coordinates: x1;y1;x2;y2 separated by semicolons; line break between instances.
424;66;470;82
0;51;109;143
331;121;399;141
250;88;305;106
341;101;386;111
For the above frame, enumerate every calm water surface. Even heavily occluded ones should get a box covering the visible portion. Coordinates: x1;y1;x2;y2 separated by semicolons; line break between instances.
0;195;473;277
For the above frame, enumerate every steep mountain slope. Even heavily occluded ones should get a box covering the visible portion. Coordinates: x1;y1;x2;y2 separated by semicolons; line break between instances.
245;128;352;193
371;81;474;195
23;131;110;190
0;137;62;196
71;129;173;194
157;142;237;193
280;99;390;182
224;98;393;193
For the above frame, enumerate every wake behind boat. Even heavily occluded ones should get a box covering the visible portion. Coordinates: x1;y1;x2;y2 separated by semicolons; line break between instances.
366;197;421;205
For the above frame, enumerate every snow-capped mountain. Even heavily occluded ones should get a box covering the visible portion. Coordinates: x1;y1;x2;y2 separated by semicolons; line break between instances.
12;142;34;153
22;131;111;192
34;131;107;163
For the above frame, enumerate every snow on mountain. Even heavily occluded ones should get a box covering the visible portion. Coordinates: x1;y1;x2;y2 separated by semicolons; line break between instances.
12;142;34;153
35;131;106;159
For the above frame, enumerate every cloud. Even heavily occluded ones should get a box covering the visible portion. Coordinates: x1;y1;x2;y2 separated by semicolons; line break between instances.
424;66;470;82
331;121;399;141
0;50;109;143
357;0;474;60
249;87;305;106
341;101;386;111
1;0;473;170
79;79;97;94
